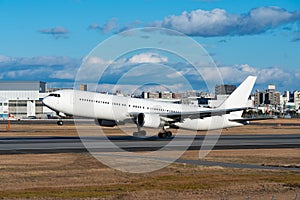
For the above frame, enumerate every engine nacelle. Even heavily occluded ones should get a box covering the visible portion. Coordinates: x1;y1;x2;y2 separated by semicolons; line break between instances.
95;119;117;127
137;113;161;128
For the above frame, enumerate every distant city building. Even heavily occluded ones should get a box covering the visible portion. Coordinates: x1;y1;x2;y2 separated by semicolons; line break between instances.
142;90;216;106
284;90;290;102
254;91;261;106
80;84;87;91
281;91;290;109
115;90;123;96
268;84;275;90
197;97;214;106
172;93;183;99
0;97;8;119
294;91;300;110
267;85;280;105
254;84;281;107
185;90;197;97
147;92;160;99
215;84;236;95
159;91;173;99
142;92;148;99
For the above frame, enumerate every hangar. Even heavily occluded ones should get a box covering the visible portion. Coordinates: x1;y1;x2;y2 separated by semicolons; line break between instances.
0;81;52;119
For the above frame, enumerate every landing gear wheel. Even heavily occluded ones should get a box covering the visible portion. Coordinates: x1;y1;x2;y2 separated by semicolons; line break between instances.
133;132;138;137
158;131;172;138
140;130;146;136
166;131;172;137
57;120;63;126
158;132;162;138
158;132;167;138
133;130;147;137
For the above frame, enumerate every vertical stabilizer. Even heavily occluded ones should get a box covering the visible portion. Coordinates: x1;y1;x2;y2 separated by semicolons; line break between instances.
218;76;256;110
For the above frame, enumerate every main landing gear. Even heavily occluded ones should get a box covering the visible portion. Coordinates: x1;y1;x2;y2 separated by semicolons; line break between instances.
158;126;172;138
132;125;173;139
158;130;172;138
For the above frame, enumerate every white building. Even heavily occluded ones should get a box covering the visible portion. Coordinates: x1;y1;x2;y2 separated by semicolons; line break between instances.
0;81;53;119
294;91;300;110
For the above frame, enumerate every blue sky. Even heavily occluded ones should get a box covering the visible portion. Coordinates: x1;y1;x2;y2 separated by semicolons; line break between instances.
0;0;299;93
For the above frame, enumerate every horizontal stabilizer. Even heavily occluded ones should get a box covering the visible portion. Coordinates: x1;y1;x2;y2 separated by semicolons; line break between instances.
229;116;276;123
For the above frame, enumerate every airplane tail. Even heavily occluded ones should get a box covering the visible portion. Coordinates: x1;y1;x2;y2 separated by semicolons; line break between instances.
218;76;257;117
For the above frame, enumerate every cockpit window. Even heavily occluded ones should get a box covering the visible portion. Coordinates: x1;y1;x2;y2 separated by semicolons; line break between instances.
49;93;60;97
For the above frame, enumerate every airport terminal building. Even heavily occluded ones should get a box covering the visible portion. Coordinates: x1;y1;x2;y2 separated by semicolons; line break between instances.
0;81;52;119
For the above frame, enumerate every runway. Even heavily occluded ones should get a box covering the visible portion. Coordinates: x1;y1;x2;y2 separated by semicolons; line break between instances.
1;134;300;171
0;134;299;154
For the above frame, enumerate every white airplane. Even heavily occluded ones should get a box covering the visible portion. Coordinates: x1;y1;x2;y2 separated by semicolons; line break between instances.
43;76;262;138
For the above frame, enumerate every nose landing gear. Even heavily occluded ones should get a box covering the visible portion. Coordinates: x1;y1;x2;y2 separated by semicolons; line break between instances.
56;112;64;126
57;120;63;126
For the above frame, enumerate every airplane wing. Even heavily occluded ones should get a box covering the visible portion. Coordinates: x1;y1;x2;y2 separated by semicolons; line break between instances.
158;107;251;122
129;107;251;122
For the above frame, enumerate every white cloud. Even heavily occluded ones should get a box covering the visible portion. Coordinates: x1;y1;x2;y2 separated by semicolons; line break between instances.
76;56;115;82
209;64;291;85
83;56;113;65
166;71;183;79
19;56;77;66
0;55;15;63
217;64;258;82
150;7;300;37
0;54;298;92
6;70;32;78
0;55;80;82
76;53;169;82
49;70;76;80
128;52;168;63
0;55;78;67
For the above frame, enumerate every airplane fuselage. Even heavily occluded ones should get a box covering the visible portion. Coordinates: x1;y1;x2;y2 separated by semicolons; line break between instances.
43;90;244;131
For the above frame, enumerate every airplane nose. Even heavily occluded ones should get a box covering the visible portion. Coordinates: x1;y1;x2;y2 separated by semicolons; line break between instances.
42;96;56;112
42;97;50;107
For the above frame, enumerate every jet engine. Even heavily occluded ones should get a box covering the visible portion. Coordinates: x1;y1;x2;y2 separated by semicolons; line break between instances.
137;113;161;128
